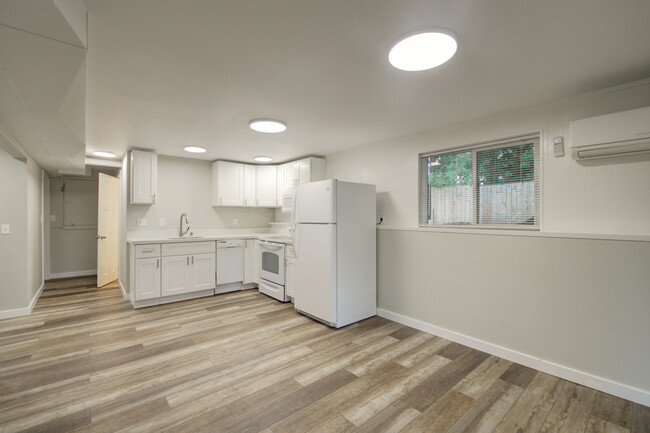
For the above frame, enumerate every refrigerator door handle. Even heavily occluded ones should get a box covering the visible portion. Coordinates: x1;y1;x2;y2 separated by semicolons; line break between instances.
293;224;300;258
290;186;298;234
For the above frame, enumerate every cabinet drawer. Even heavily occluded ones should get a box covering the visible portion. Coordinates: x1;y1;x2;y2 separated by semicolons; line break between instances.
135;244;161;258
162;241;216;257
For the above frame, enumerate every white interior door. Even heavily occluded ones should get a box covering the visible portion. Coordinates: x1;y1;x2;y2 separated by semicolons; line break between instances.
97;173;119;287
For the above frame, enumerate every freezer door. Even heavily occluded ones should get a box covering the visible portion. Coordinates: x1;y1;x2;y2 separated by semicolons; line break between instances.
293;223;337;325
294;179;336;224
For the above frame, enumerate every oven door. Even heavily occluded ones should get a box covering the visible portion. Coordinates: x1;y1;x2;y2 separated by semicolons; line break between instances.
259;241;285;285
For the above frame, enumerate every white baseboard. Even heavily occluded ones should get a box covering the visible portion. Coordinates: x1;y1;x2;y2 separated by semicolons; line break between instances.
0;282;45;320
119;280;129;300
377;308;650;407
48;270;96;279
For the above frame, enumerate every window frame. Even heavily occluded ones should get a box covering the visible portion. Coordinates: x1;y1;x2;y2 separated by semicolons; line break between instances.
418;133;542;230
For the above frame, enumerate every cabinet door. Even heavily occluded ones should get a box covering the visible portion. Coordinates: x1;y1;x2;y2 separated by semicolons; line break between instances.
130;150;157;204
243;164;256;206
297;159;311;185
284;162;299;189
191;253;216;292
275;164;285;206
285;257;295;298
256;165;277;207
161;255;190;296
212;161;244;206
243;240;256;284
135;257;161;300
254;240;261;284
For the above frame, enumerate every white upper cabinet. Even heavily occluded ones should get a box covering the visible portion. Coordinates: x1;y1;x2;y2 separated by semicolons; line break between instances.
212;158;324;208
212;161;244;206
243;164;256;207
279;157;327;194
276;164;285;205
256;165;277;207
130;150;158;204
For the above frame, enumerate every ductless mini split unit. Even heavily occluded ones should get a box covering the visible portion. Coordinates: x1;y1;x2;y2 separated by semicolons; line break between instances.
570;105;650;160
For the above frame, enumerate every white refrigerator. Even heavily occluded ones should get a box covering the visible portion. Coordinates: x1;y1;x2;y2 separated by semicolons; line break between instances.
291;179;376;328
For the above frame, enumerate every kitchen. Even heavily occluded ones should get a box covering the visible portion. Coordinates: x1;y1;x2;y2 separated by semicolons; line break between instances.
0;1;649;432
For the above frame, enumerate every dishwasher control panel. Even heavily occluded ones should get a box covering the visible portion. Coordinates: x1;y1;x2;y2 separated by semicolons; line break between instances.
217;240;244;248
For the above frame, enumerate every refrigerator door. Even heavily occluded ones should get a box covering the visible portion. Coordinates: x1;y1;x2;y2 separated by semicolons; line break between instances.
293;223;337;326
294;179;336;224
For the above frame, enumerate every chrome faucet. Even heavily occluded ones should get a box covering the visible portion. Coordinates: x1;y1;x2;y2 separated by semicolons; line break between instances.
179;213;190;237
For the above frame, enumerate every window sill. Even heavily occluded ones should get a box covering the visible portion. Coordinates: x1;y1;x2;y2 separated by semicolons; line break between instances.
376;225;650;242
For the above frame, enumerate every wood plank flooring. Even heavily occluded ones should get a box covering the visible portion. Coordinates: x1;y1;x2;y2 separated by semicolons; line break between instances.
0;276;648;433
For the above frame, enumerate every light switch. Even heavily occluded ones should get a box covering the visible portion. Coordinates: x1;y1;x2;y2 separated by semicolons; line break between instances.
159;218;166;227
1;224;10;234
137;218;147;227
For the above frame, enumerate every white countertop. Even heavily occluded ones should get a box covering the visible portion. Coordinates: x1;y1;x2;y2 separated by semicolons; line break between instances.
127;229;292;245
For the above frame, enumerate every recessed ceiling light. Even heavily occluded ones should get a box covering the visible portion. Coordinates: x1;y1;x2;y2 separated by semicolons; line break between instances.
254;156;273;162
389;29;458;71
250;119;287;133
92;151;116;158
184;146;207;153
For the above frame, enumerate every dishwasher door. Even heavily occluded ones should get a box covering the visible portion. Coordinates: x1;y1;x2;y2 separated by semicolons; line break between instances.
216;240;244;285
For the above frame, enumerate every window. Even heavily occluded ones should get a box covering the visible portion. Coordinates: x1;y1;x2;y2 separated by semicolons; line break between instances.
419;134;540;228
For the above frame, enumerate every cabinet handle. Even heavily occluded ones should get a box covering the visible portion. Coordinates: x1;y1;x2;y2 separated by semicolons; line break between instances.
156;259;159;268
187;257;189;266
152;194;156;203
142;249;154;253
192;256;194;265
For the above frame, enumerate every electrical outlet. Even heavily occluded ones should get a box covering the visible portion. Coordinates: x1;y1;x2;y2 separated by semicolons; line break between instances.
137;218;147;227
159;218;166;227
1;224;10;234
233;218;238;226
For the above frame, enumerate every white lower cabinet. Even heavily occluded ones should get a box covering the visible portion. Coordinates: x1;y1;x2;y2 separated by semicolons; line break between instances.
243;239;256;284
192;253;217;291
161;255;191;296
131;241;215;306
285;244;296;298
162;253;216;296
135;257;161;300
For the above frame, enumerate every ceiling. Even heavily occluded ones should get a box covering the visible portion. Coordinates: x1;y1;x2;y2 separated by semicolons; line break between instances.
2;0;650;171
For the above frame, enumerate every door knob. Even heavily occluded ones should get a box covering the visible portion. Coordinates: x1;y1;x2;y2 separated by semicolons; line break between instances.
95;235;107;239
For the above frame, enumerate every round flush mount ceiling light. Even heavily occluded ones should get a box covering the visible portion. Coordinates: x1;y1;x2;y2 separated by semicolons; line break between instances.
249;119;287;133
254;156;273;162
183;146;207;153
92;151;117;158
388;28;458;71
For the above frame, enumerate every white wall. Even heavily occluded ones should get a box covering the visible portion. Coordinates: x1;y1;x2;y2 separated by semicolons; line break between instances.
0;145;44;318
326;78;650;404
119;156;128;296
48;176;98;277
26;157;43;300
127;155;275;232
0;147;28;312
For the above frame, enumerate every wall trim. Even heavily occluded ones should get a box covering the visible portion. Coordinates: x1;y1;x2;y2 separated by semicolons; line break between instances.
377;308;650;407
119;280;129;301
48;270;96;279
0;283;45;320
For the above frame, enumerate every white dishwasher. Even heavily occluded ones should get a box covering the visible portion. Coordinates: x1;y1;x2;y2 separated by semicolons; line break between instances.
216;240;244;286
